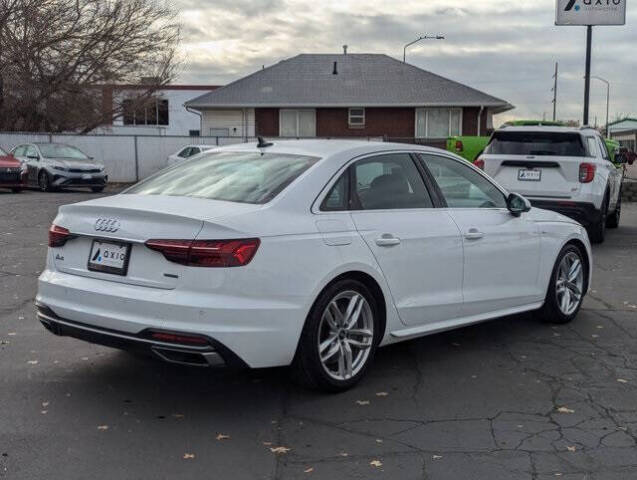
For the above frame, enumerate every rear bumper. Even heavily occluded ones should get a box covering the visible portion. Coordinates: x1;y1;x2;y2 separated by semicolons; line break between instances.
36;303;247;368
529;200;601;227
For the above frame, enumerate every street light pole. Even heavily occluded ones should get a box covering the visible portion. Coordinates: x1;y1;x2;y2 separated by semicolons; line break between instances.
591;76;610;136
403;34;445;63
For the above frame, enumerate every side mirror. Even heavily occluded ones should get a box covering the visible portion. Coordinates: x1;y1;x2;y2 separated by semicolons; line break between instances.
507;192;531;217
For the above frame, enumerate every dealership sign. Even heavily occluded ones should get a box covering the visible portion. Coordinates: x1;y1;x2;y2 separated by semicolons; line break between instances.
556;0;626;25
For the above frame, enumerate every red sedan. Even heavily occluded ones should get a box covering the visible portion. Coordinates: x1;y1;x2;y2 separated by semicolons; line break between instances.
0;146;27;192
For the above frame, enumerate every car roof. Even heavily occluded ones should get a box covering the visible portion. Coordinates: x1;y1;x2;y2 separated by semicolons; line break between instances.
213;139;447;159
497;126;596;135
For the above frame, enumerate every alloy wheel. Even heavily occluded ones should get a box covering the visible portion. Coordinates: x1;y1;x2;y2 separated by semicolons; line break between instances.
317;290;374;381
555;252;584;316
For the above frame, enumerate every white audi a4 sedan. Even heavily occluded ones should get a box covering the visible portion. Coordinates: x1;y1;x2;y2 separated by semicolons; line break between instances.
37;140;592;391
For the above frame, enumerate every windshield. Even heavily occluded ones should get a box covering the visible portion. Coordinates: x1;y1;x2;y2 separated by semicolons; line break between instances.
39;144;89;160
125;151;320;204
485;132;587;157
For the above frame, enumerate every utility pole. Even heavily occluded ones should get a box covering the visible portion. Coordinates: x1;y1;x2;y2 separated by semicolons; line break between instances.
552;62;559;122
592;76;610;136
583;26;593;125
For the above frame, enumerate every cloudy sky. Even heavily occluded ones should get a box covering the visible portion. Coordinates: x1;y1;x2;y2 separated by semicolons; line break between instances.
174;0;635;127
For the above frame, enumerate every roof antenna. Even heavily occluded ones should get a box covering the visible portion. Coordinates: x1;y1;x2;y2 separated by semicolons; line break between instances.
257;136;273;148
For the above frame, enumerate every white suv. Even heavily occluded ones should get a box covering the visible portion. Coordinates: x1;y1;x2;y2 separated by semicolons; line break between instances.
479;126;624;243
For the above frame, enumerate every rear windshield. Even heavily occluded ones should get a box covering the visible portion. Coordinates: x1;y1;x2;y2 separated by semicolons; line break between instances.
125;151;319;204
485;132;587;157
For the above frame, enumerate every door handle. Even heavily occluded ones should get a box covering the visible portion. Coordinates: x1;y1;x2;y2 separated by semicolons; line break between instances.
464;228;484;240
375;235;401;247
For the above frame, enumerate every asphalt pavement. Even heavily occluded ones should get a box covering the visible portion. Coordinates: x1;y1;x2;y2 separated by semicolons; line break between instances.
1;188;637;480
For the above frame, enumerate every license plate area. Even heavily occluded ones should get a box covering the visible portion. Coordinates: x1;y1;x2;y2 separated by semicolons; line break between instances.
87;239;131;276
518;168;542;181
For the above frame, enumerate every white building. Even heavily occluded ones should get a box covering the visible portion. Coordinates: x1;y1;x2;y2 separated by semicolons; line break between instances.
98;85;221;136
609;118;637;152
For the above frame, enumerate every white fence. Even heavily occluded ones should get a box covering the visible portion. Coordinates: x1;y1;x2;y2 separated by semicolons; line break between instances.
0;133;252;182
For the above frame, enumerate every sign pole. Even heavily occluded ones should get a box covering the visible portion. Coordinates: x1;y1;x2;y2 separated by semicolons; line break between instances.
583;25;592;126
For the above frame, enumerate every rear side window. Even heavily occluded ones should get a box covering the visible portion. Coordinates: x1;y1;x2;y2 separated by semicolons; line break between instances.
126;151;319;204
351;153;433;210
485;132;587;157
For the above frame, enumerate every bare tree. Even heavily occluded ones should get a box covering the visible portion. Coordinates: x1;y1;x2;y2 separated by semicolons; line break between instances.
0;0;180;132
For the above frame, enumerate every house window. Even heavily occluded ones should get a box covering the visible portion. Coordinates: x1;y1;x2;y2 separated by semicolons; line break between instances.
279;109;316;137
348;108;365;128
122;98;169;126
415;108;462;138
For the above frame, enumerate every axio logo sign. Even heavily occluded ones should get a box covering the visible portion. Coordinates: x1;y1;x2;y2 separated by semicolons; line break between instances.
556;0;626;25
564;0;579;10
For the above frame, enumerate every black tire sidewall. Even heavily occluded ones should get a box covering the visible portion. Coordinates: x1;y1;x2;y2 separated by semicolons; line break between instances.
589;194;608;243
542;244;586;324
296;279;380;392
39;171;50;192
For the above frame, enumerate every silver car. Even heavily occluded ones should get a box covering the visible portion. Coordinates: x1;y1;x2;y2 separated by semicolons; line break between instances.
12;143;107;192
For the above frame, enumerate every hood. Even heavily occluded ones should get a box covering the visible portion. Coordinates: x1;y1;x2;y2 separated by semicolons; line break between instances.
0;154;20;168
530;206;580;225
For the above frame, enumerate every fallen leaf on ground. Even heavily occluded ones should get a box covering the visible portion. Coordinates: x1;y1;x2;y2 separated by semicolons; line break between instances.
216;434;230;441
375;392;388;397
27;360;38;365
7;333;16;336
432;455;442;460
81;357;89;361
339;452;349;457
97;425;109;431
270;446;291;454
375;439;383;443
304;467;314;473
42;402;49;408
557;407;575;414
591;334;599;338
370;460;383;468
566;446;576;452
617;379;628;384
262;441;272;446
183;453;195;459
172;414;184;419
356;400;370;406
41;410;47;415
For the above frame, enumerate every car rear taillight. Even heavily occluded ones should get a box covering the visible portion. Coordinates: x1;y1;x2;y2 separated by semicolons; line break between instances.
579;163;596;183
48;224;71;247
455;140;464;152
145;238;260;267
474;157;485;170
149;331;210;346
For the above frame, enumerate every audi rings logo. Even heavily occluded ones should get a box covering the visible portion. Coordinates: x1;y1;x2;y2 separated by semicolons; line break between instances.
94;218;121;233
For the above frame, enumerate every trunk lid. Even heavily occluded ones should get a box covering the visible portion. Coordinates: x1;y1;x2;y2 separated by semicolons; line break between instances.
52;194;263;289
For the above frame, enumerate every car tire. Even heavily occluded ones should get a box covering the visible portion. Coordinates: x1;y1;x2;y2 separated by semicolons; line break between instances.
535;244;586;325
11;188;21;193
38;171;52;192
606;190;621;229
291;279;380;392
91;186;105;193
587;193;608;244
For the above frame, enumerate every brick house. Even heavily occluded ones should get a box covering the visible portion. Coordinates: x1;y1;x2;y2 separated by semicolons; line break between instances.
185;54;513;146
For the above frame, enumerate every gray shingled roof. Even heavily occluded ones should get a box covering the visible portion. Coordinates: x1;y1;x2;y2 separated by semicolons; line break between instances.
186;54;513;112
